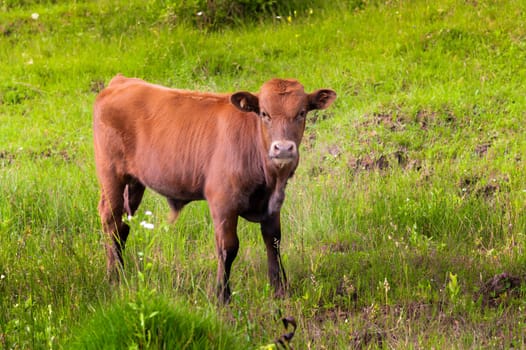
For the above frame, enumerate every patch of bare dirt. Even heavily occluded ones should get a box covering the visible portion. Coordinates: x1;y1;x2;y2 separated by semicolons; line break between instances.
350;327;389;349
326;144;341;158
474;142;491;157
302;132;317;151
348;154;389;172
415;109;438;130
459;174;509;198
1;18;44;37
371;112;406;131
0;148;73;164
395;149;424;171
0;150;15;166
347;149;424;174
363;108;456;132
308;110;334;125
89;79;105;93
476;272;524;307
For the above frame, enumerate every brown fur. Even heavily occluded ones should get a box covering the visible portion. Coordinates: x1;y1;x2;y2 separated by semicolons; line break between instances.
93;74;336;302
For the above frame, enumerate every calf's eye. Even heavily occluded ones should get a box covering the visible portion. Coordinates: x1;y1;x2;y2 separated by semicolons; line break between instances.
261;111;271;123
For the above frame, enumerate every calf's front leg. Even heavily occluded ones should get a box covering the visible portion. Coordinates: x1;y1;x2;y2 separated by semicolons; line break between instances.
261;214;287;297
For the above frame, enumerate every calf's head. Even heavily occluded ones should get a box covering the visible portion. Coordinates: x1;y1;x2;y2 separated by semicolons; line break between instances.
231;79;336;169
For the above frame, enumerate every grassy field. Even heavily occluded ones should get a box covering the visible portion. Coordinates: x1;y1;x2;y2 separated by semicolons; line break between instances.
1;0;526;348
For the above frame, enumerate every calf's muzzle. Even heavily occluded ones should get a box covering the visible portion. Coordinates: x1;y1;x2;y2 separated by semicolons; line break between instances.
269;140;297;167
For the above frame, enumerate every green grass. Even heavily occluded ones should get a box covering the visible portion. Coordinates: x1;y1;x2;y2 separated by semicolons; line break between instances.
1;0;526;348
66;286;248;350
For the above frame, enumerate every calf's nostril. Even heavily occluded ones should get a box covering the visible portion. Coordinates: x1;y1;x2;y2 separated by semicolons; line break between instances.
270;141;296;158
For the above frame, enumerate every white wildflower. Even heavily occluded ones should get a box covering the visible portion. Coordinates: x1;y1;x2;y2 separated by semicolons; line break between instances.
140;221;154;230
31;13;39;20
145;210;153;216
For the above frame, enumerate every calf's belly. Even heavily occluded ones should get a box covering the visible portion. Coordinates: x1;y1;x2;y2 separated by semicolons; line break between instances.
133;166;205;202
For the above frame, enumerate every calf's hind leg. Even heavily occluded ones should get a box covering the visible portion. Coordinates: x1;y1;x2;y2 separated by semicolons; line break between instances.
98;176;145;282
207;200;239;303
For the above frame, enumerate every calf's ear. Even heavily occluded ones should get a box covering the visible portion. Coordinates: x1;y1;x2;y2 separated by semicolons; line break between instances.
308;89;337;111
231;92;260;114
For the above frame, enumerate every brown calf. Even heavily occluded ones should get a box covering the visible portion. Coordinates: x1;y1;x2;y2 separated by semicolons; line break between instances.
93;75;336;302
